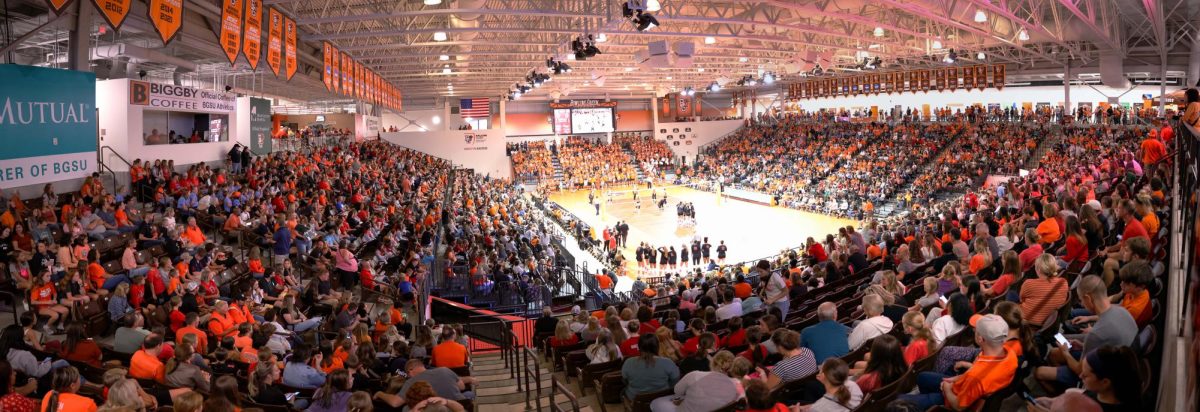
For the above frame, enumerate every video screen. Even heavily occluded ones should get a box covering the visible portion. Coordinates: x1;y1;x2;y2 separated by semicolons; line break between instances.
571;108;615;134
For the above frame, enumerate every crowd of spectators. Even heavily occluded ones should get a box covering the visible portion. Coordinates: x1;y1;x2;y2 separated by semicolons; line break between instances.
615;135;674;179
507;142;556;183
558;137;639;188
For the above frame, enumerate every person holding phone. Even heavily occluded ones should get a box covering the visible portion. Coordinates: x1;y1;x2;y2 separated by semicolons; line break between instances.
896;315;1018;411
1026;346;1143;412
1033;275;1137;389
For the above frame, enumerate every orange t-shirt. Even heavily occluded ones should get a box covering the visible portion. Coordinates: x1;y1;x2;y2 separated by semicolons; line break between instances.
177;326;209;354
389;307;405;326
1141;138;1166;165
183;225;206;245
595;275;613;290
31;284;57;310
968;254;988;274
129;350;166;383
1122;289;1151;327
1036;218;1061;244
949;349;1018;409
86;263;107;289
431;341;468;368
208;312;236;337
41;392;97;412
319;357;344;374
733;282;752;299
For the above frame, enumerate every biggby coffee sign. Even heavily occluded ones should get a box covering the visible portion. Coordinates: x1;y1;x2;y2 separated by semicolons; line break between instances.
129;80;236;113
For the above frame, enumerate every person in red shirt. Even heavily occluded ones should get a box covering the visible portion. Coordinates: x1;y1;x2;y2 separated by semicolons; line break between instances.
619;321;642;357
167;296;186;333
722;317;747;348
806;237;828;263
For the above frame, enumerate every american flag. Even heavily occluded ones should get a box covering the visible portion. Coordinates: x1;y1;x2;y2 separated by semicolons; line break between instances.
460;98;490;118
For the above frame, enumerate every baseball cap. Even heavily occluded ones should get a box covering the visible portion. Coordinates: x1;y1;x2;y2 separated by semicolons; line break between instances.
973;314;1009;345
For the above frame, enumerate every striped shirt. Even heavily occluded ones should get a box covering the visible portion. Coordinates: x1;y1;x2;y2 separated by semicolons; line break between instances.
1018;276;1068;326
772;348;818;382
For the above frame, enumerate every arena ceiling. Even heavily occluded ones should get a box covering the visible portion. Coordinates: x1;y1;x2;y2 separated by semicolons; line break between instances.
1;0;1196;109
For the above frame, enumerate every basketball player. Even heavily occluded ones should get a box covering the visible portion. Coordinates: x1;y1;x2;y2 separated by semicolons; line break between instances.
635;198;641;213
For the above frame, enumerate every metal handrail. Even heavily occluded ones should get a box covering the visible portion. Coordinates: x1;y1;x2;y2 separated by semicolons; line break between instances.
550;376;581;412
99;146;133;169
523;347;542;411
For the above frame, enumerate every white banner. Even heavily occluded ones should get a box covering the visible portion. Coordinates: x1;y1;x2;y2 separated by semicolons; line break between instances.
129;80;236;113
0;152;93;188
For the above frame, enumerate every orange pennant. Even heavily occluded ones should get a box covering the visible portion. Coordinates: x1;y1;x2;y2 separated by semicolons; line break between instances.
147;0;184;45
242;0;262;70
91;0;133;31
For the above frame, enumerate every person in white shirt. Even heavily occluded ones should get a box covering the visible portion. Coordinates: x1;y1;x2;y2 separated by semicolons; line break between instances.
715;290;743;321
847;294;893;350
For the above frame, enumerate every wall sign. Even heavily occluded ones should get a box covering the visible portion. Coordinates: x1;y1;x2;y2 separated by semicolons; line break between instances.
249;97;272;155
0;65;96;188
129;80;236;113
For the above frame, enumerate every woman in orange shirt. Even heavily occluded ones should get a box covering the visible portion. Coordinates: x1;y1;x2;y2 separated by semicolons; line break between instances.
967;238;993;275
29;271;68;331
40;366;96;412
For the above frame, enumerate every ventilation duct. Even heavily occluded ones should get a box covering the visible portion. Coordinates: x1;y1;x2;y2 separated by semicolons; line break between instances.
1098;50;1128;88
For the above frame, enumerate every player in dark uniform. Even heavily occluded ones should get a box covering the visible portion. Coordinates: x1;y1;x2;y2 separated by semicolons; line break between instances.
679;244;690;269
691;241;702;266
716;240;728;264
701;239;712;264
667;246;678;270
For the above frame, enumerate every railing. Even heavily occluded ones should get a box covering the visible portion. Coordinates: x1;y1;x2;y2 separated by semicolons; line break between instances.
550;376;581;412
98;146;133;201
523;347;542;411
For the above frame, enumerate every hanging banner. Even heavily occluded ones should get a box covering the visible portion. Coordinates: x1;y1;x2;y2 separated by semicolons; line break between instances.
147;0;184;45
974;65;987;90
963;66;974;89
218;0;243;65
91;0;133;31
341;53;350;95
266;7;282;77
330;45;340;93
0;65;96;189
242;0;262;70
994;64;1006;89
44;0;75;16
323;43;332;91
284;16;297;80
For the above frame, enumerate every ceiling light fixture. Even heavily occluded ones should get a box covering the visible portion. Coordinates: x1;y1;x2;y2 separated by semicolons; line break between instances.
873;26;884;37
704;36;716;44
439;55;449;61
625;67;635;71
442;68;452;74
762;72;775;85
596;33;607;43
645;0;661;12
973;9;987;23
976;51;986;60
1017;29;1029;41
697;67;705;72
739;57;748;62
931;39;943;50
433;31;448;41
424;0;442;5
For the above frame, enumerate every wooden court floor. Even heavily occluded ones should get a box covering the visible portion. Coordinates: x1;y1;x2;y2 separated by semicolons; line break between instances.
548;184;856;275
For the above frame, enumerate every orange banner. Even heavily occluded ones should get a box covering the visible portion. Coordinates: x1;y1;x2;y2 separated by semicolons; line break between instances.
44;0;75;16
219;0;242;65
147;0;184;45
266;7;282;76
284;16;296;80
330;45;340;93
323;43;332;91
242;0;261;70
91;0;133;31
341;53;351;95
994;64;1006;89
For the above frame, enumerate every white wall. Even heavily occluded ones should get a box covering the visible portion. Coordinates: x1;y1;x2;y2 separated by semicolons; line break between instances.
652;119;743;162
382;108;447;132
381;130;511;179
96;79;249;173
793;85;1162;112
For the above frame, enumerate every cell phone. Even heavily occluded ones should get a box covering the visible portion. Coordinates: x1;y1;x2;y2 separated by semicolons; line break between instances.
1021;391;1037;403
1053;333;1071;349
285;392;299;401
939;295;949;305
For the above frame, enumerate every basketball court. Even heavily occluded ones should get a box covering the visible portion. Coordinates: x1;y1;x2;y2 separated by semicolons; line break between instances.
548;183;856;273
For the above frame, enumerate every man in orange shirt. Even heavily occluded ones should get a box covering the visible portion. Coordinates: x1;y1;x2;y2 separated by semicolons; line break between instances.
176;313;209;355
1116;261;1153;327
1139;130;1167;172
129;335;167;383
182;217;206;248
732;275;752;299
431;328;469;368
898;314;1017;410
207;301;238;338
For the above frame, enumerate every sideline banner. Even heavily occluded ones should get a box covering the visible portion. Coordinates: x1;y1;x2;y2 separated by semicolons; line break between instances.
219;0;243;65
147;0;184;45
242;0;262;70
284;16;297;80
266;7;282;76
0;66;96;189
91;0;133;31
249;97;273;155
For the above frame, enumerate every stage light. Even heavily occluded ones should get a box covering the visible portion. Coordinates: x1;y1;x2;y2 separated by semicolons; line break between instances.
973;9;987;23
646;0;661;12
635;11;658;31
873;26;884;37
704;36;716;44
763;72;775;84
739;57;748;62
424;0;441;5
976;52;986;60
433;31;447;41
708;82;720;92
1018;29;1029;41
439;55;450;61
943;49;958;64
442;68;452;74
622;2;635;18
931;39;942;50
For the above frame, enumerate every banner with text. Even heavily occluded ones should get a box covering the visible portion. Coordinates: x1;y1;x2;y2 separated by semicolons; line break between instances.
249;97;272;155
241;0;261;70
0;66;96;189
219;0;242;65
128;80;236;114
266;7;282;76
284;16;296;80
147;0;183;45
91;0;133;31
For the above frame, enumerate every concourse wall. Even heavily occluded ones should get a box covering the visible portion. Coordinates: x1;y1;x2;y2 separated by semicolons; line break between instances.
792;84;1164;113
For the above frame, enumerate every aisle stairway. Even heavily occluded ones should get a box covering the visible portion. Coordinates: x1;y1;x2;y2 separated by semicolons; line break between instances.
621;146;646;181
471;349;604;412
551;149;565;181
872;133;964;218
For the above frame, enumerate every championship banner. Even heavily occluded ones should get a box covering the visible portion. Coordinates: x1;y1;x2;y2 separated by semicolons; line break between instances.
266;7;282;76
91;0;132;31
974;65;987;90
921;70;931;92
242;0;261;70
994;64;1006;89
219;0;243;65
147;0;184;45
934;69;944;91
948;68;958;90
323;43;332;91
0;65;96;189
963;66;974;89
44;0;75;15
677;92;692;116
330;45;340;93
357;62;364;99
340;53;350;95
284;16;297;80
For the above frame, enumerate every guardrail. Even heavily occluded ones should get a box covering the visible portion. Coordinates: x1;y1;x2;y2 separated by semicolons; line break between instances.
523;347;542;411
550;376;582;412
